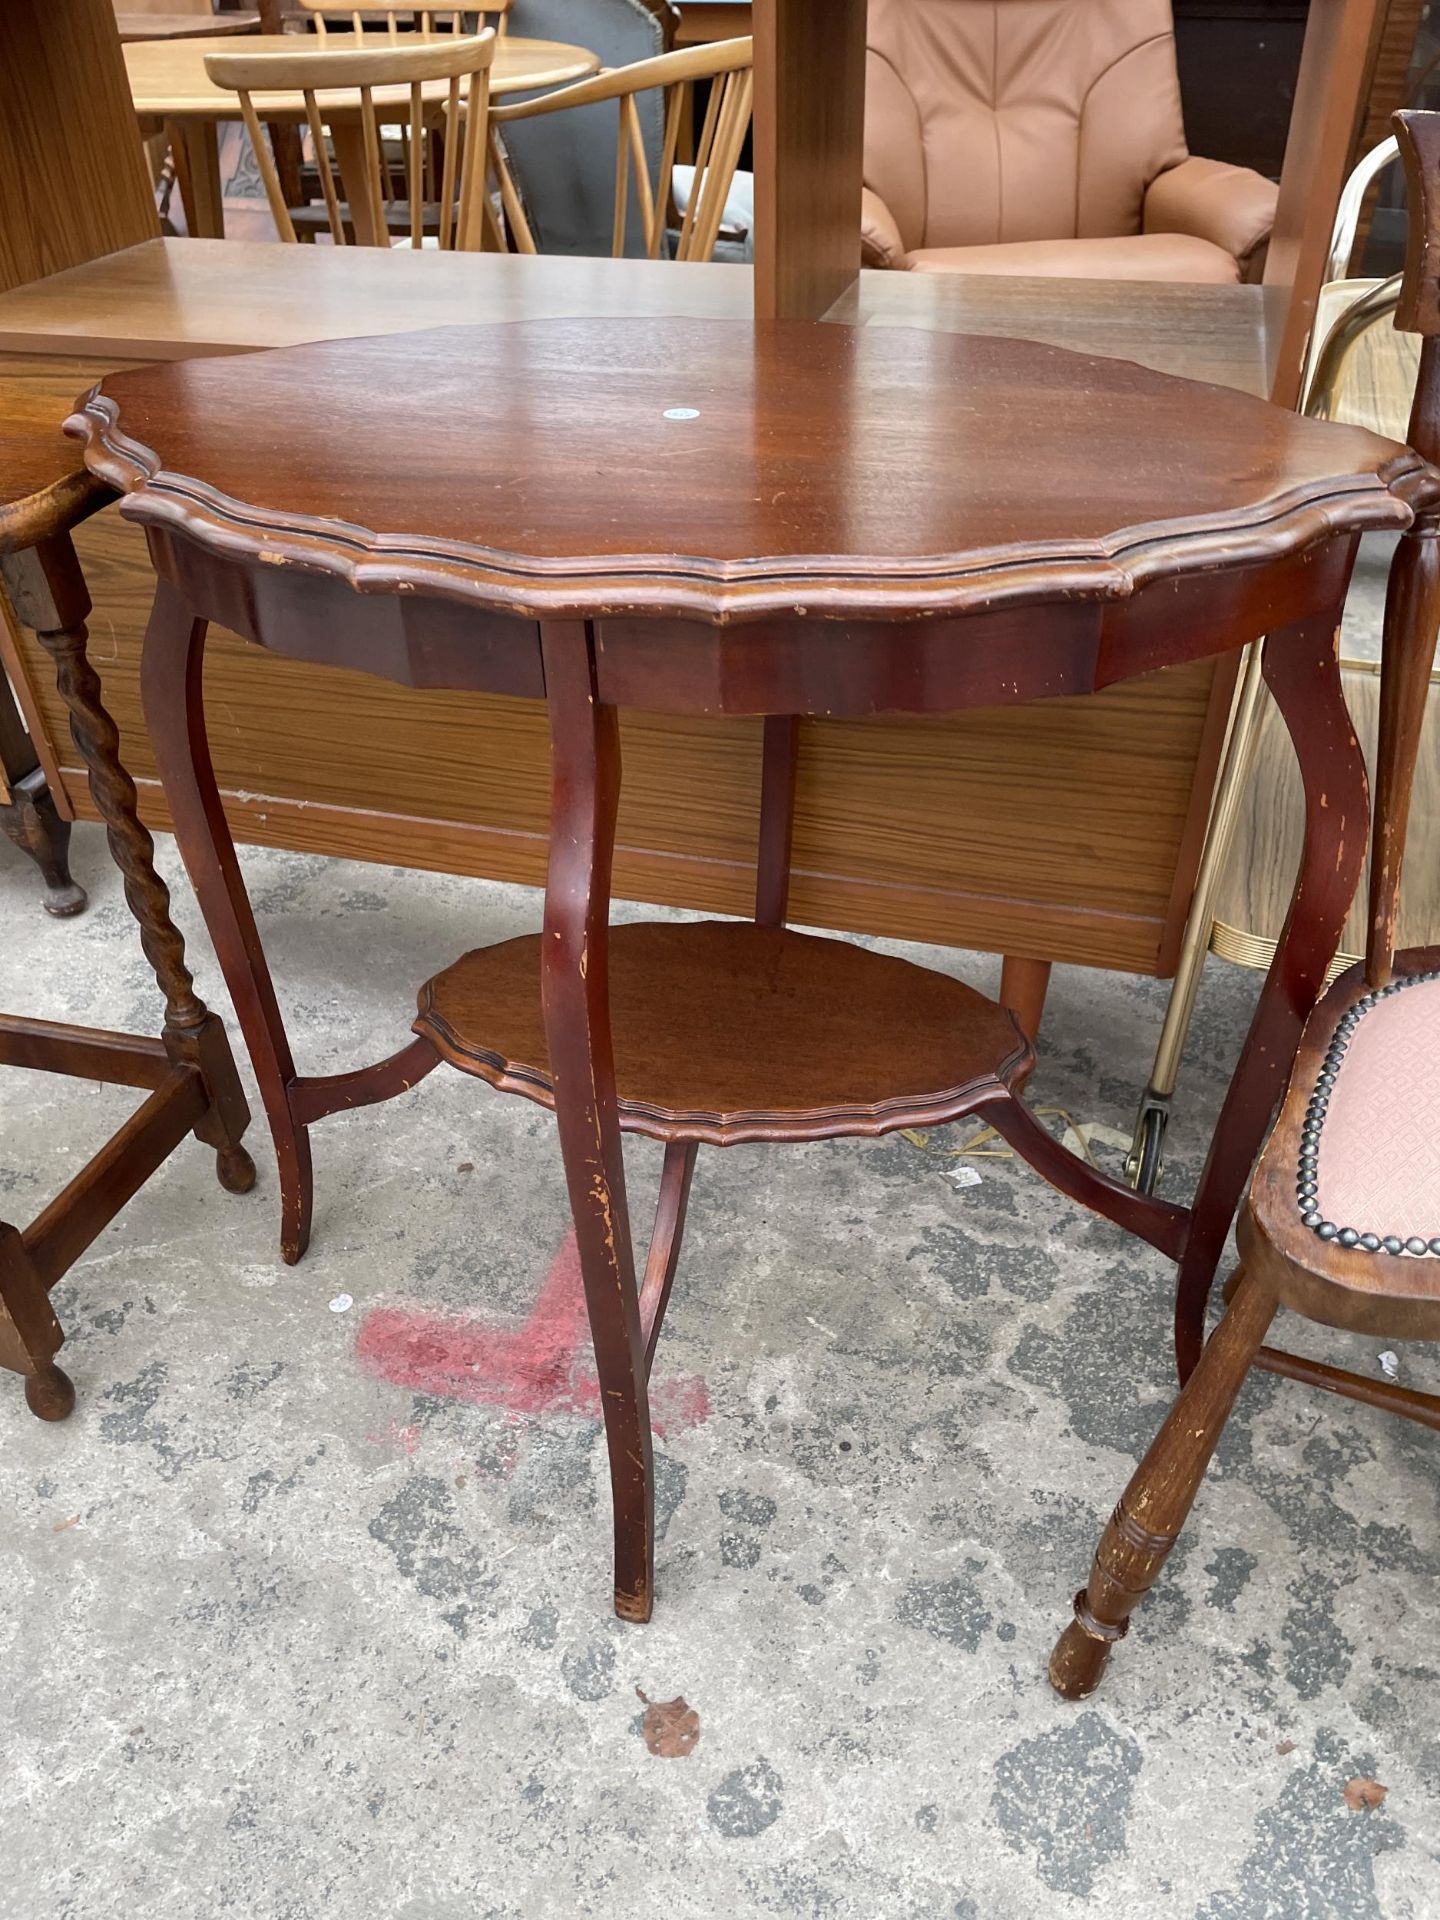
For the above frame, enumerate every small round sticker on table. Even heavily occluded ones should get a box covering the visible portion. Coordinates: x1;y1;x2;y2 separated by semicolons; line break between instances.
663;407;701;421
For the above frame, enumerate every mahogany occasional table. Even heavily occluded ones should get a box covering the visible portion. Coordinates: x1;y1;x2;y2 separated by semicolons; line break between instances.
69;317;1437;1619
1;395;254;1419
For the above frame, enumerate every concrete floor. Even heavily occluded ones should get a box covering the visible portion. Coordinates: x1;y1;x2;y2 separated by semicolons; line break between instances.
3;788;1439;1919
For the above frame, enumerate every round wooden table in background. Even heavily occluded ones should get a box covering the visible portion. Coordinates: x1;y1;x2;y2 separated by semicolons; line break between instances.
115;13;261;43
124;31;600;239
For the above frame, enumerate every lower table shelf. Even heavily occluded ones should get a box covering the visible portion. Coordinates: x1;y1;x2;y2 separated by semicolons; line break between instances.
414;920;1032;1145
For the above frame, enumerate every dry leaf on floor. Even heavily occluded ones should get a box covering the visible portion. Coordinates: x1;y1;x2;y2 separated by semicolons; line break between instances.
636;1688;700;1758
1276;1739;1297;1756
1343;1777;1388;1811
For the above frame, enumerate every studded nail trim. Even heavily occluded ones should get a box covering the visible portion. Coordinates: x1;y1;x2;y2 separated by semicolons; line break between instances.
1298;968;1440;1257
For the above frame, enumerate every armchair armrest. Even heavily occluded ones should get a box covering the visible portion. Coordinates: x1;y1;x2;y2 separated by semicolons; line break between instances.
861;187;908;271
1143;156;1279;282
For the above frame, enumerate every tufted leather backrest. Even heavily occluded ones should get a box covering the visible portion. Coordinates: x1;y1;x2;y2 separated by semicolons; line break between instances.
865;0;1190;252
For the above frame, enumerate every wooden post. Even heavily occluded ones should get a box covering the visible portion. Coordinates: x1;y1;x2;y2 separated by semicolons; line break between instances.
1264;0;1390;408
255;0;306;208
751;0;867;320
0;0;159;297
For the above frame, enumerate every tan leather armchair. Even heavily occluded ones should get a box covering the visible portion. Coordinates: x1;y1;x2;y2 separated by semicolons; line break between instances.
863;0;1279;283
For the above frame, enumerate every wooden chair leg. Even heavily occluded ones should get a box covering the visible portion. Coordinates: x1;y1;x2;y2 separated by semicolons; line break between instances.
999;954;1051;1045
0;766;86;916
139;578;311;1262
15;543;255;1201
6;538;256;1203
1050;1270;1277;1700
0;1222;73;1421
539;620;654;1623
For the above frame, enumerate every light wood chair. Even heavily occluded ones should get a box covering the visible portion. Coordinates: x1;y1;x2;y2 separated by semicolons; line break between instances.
1049;108;1440;1703
488;37;753;263
205;31;496;249
298;3;510;36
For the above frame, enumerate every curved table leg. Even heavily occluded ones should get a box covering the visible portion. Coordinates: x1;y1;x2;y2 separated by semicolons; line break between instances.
140;577;310;1262
1173;607;1369;1380
540;620;654;1623
639;1140;698;1373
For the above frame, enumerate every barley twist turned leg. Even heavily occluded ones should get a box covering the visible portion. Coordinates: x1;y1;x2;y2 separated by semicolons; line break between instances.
7;537;253;1193
38;619;207;1029
0;772;86;916
0;1222;74;1422
1050;1271;1277;1699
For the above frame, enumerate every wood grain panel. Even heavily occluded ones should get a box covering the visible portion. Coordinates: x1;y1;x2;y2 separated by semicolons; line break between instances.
0;242;756;361
0;592;69;809
0;0;159;296
791;671;1217;925
1213;663;1440;960
0;243;1274;386
1313;278;1419;440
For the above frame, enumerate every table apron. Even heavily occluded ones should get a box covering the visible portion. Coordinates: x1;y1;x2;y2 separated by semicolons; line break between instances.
145;525;545;698
142;525;1359;717
594;541;1360;715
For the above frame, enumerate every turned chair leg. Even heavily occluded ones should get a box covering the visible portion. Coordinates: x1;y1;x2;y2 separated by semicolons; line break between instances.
1050;1268;1277;1699
0;1222;74;1422
0;768;87;916
10;541;257;1203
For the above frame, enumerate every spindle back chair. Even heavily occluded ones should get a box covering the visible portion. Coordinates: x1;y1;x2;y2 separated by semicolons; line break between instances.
206;31;495;250
298;2;510;38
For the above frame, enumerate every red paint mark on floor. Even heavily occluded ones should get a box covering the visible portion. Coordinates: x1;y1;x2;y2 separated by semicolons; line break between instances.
354;1228;709;1437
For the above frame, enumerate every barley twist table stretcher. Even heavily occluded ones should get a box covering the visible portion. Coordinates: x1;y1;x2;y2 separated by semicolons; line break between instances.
1;409;254;1420
69;317;1438;1619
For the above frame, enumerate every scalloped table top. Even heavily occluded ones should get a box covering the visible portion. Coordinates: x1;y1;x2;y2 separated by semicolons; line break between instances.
67;316;1435;621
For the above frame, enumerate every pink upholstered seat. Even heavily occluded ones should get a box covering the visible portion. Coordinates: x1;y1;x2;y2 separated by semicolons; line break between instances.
1309;968;1440;1251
